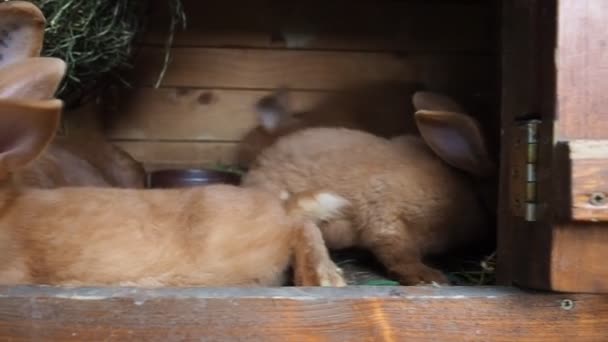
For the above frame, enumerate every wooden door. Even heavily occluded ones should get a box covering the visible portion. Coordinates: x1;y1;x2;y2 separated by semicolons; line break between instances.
499;0;608;292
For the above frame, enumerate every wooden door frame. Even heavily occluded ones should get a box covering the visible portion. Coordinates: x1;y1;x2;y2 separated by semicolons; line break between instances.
498;0;608;292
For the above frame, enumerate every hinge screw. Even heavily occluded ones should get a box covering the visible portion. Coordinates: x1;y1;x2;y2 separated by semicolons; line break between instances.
589;192;607;206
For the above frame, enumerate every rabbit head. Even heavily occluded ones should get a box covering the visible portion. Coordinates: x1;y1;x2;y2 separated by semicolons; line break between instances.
412;91;498;217
237;88;306;168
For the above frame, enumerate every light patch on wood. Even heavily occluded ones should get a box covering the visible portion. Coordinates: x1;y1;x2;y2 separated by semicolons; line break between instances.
568;140;608;159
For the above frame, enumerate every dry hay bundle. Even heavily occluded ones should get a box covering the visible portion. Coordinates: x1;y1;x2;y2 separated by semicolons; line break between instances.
23;0;185;109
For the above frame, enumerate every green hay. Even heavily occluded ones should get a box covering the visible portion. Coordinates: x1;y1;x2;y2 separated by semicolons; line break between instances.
333;249;497;286
447;251;496;286
25;0;186;108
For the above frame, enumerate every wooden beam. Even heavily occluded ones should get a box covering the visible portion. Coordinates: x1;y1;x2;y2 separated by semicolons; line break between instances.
501;0;608;293
557;140;608;222
130;47;496;92
498;0;552;286
142;0;497;53
1;286;607;341
111;141;240;167
554;1;608;140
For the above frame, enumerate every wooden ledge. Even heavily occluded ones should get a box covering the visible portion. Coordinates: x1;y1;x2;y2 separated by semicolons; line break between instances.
1;286;607;341
556;140;608;222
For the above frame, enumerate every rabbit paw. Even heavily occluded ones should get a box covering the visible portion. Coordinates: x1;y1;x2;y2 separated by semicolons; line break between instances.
317;263;347;287
396;264;449;286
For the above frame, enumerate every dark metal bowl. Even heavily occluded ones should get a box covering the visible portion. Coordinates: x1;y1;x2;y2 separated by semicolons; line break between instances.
147;169;242;189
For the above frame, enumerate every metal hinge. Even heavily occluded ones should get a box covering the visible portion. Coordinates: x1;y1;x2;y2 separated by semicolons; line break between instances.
510;119;541;221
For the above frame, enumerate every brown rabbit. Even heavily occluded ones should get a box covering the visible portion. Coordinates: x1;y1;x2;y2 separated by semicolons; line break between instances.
0;97;347;287
0;1;145;188
237;83;420;168
243;95;495;285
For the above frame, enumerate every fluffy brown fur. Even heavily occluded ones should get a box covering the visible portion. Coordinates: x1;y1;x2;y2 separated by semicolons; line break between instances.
14;135;146;188
0;182;346;287
0;61;346;287
243;123;494;285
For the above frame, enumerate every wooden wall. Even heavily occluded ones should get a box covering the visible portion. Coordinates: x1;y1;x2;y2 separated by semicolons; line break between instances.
78;0;500;170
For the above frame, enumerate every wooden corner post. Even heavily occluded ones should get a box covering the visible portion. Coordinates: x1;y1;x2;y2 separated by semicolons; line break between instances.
499;0;608;292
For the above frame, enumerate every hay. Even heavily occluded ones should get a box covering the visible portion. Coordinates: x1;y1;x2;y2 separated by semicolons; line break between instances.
447;251;496;286
24;0;185;108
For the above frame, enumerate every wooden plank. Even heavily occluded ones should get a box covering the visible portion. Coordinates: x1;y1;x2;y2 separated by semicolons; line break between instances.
550;224;608;292
554;0;608;140
130;47;496;92
142;162;231;173
1;286;607;341
142;0;497;53
104;85;495;142
498;0;550;286
501;0;608;292
105;88;324;141
547;0;608;293
567;159;608;222
558;141;608;222
112;141;239;166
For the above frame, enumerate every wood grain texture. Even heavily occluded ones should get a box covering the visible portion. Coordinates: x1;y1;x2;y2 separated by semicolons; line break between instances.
567;159;608;221
554;0;608;140
1;286;607;341
548;0;608;292
131;47;496;92
142;0;497;53
560;141;608;222
105;88;324;141
498;0;551;286
112;141;239;166
104;85;498;145
551;224;608;292
501;0;608;292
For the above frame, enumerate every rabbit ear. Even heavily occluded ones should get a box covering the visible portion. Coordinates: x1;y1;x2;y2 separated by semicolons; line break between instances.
412;91;465;113
0;1;46;69
255;87;294;133
415;110;494;177
0;98;62;175
0;57;67;100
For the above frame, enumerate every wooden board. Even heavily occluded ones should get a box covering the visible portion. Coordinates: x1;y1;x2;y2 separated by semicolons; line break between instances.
105;85;497;144
498;0;557;288
544;0;608;293
550;224;608;292
557;140;608;222
130;47;496;91
105;88;325;141
554;0;608;140
501;0;608;292
142;0;497;53
112;141;239;166
1;286;607;341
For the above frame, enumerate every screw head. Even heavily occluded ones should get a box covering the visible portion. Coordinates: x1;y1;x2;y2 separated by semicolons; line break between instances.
560;299;575;310
589;192;607;206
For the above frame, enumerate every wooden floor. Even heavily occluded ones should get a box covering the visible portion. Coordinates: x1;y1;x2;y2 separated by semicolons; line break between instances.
1;285;607;341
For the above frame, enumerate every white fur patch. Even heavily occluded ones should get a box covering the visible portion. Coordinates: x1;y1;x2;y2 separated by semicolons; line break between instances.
307;193;349;220
260;109;281;132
